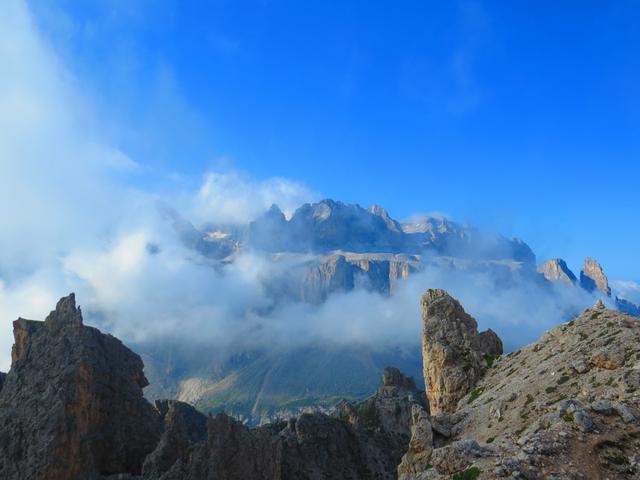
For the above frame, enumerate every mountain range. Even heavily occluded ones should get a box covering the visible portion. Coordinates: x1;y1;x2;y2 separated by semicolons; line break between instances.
140;199;639;425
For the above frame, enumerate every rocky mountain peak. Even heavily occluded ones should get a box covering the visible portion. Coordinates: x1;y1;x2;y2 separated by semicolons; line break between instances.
538;258;577;285
369;204;402;232
421;289;503;415
44;292;83;328
580;257;612;297
265;203;285;219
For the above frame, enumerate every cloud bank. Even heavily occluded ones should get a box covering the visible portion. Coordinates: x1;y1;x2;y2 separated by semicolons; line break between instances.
0;0;617;374
0;0;314;370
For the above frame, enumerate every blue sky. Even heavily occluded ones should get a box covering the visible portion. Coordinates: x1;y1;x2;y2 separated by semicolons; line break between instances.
27;0;640;279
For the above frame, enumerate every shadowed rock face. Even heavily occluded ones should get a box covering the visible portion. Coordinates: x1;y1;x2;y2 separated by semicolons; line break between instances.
580;257;611;297
142;400;208;479
151;367;428;480
0;293;163;480
421;289;503;415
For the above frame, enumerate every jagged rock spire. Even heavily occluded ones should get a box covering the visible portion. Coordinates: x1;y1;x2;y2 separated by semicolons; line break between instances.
44;293;83;329
421;289;503;415
580;257;611;297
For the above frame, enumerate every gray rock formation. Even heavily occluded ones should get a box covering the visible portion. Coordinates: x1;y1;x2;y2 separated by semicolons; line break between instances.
0;293;163;480
580;257;612;296
397;404;433;476
142;400;208;478
538;258;577;285
421;289;503;415
243;199;536;265
332;367;429;477
154;367;428;480
0;372;5;393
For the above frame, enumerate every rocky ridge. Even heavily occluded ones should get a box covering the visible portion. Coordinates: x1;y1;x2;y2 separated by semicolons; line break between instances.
1;293;639;479
400;294;640;479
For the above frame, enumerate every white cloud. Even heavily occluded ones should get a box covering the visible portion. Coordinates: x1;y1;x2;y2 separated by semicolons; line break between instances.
0;0;317;370
0;0;611;377
191;171;318;225
611;279;640;305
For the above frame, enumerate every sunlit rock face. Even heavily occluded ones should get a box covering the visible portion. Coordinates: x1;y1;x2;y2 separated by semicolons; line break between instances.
420;289;503;415
538;258;577;285
580;257;612;297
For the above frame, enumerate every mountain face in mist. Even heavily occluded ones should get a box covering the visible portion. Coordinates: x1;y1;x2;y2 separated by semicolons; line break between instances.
138;198;640;426
193;199;537;305
541;256;640;317
247;199;536;262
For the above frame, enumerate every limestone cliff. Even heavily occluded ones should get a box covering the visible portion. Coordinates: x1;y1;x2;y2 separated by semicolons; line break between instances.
580;257;612;296
538;258;577;285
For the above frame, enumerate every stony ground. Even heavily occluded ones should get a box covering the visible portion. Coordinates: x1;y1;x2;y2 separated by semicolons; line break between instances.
407;300;640;479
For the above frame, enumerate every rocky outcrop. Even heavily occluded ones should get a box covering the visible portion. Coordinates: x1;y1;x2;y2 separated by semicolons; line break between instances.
538;258;577;285
421;289;503;415
151;367;427;480
142;400;208;478
580;257;612;296
0;293;163;480
403;298;640;479
332;367;429;477
397;404;433;476
0;372;5;392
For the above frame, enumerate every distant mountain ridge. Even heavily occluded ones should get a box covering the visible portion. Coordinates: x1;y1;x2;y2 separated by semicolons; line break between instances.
192;199;536;265
146;199;640;425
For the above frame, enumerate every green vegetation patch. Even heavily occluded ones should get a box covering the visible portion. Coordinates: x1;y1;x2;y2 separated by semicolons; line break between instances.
468;387;485;404
524;393;534;407
556;375;571;385
453;467;481;480
359;402;380;433
562;412;574;422
484;354;498;368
